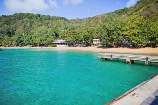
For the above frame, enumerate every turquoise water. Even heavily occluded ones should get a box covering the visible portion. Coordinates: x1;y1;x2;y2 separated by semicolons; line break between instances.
0;49;158;105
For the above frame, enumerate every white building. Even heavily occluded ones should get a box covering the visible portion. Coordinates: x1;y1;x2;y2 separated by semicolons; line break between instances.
93;39;101;46
53;40;68;47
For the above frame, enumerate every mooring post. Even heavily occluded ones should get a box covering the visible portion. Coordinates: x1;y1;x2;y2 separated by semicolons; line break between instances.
126;58;130;64
131;60;134;64
110;55;113;60
100;58;103;60
126;58;134;64
145;57;149;65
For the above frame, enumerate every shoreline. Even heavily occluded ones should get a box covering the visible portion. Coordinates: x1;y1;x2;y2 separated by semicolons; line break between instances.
1;47;158;55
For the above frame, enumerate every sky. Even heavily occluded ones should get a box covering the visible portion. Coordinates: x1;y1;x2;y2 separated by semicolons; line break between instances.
0;0;139;19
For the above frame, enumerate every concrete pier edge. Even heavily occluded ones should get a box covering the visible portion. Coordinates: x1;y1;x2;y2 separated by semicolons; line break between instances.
106;74;158;105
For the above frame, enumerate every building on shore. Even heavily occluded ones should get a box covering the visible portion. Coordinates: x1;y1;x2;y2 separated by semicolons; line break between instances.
53;40;68;47
92;39;101;46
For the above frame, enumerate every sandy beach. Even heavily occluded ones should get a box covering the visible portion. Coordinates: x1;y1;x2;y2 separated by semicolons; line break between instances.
1;47;158;55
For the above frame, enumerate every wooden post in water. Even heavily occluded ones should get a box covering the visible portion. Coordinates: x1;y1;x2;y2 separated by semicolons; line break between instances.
110;55;113;60
145;57;149;65
126;58;134;64
131;60;134;64
126;58;130;64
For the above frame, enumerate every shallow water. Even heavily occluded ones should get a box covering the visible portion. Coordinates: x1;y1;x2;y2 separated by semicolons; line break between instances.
0;49;158;105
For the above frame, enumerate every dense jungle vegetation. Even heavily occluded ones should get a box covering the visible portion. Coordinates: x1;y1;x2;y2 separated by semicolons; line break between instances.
0;0;158;47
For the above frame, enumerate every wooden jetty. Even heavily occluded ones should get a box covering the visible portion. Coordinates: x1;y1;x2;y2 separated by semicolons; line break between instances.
98;53;158;65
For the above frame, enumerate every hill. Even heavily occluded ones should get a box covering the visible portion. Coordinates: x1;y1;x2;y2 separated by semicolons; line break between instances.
0;0;158;47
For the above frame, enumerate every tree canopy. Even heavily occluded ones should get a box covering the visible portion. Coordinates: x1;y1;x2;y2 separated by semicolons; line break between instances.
0;0;158;47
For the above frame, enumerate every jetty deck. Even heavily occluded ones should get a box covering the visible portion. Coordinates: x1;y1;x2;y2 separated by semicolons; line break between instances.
98;53;158;65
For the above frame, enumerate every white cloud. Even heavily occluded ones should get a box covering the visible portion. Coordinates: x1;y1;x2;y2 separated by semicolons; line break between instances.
125;0;139;7
4;0;58;13
63;0;84;5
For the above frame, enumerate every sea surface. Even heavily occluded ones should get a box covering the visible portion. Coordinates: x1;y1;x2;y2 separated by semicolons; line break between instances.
0;49;158;105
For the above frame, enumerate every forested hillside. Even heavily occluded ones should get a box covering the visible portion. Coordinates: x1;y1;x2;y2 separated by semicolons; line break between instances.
0;0;158;47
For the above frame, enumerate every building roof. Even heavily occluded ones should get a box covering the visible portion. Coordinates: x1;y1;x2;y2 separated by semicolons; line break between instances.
53;40;67;44
93;39;100;41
